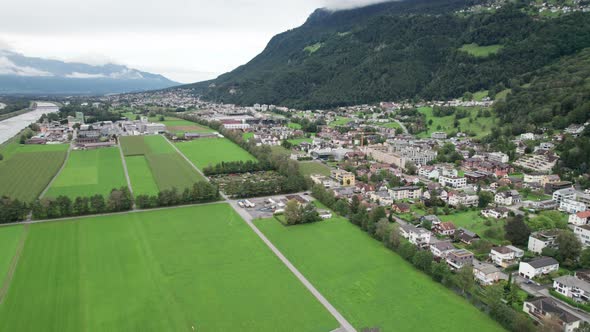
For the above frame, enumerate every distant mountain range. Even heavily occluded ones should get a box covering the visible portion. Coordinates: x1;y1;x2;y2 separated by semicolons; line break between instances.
185;0;590;109
0;50;178;95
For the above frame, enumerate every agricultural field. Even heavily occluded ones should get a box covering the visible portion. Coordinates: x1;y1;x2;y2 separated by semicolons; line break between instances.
0;204;338;332
417;106;498;139
120;135;204;194
459;43;503;57
0;225;24;286
150;116;214;135
45;147;127;199
175;138;257;170
0;144;69;201
299;161;331;176
255;217;503;332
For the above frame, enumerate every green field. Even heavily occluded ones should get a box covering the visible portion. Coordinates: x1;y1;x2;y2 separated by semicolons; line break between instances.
120;135;204;194
377;122;402;130
287;122;302;129
0;204;338;331
328;116;352;128
255;217;503;332
45;147;127;198
288;138;313;145
299;161;331;176
242;132;254;141
0;144;69;201
473;90;489;101
149;116;214;134
0;225;24;286
175;138;257;170
459;43;503;57
417;106;498;138
440;210;506;244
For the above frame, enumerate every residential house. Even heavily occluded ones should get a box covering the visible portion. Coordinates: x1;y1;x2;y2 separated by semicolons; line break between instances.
434;221;456;236
388;186;422;200
447;191;479;208
430;241;455;259
569;211;590;226
446;249;474;270
519;257;559;279
331;169;356;186
456;228;480;245
481;207;510;219
473;260;508;285
399;224;431;249
489;246;524;268
391;203;410;214
523;297;581;332
553;275;590;303
528;230;559;254
439;175;467;189
494;190;521;206
574;225;590;248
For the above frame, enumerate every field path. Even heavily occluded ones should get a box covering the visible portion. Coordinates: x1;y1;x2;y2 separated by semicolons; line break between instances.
38;143;72;199
162;135;207;179
117;140;136;209
0;224;29;304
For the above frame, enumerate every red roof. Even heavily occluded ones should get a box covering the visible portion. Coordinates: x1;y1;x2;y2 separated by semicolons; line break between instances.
577;211;590;218
439;222;456;231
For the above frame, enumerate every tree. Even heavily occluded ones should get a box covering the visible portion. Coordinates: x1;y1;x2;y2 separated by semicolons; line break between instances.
412;250;433;272
375;218;391;243
0;153;3;161
284;200;302;225
575;322;590;332
431;261;452;284
454;265;474;295
405;161;417;175
388;223;401;249
478;191;494;208
580;248;590;268
398;242;417;261
333;199;349;216
556;230;582;266
504;215;530;246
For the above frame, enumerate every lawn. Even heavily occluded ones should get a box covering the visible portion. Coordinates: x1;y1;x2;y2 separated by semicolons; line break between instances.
45;147;127;199
440;210;506;244
175;138;257;170
287;122;302;129
0;144;69;202
299;161;331;176
0;204;338;332
288;138;313;145
0;225;24;286
459;43;503;57
417;106;498;138
254;217;503;332
242;132;254;141
473;90;489;101
149;116;213;134
121;135;204;193
328;116;352;128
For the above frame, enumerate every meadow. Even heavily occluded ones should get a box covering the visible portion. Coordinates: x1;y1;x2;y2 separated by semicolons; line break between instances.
328;116;352;127
150;116;214;135
255;217;504;332
460;43;503;57
0;204;338;332
299;161;331;176
45;147;127;198
0;225;24;286
417;106;498;138
175;138;257;170
440;210;506;244
120;135;204;194
0;144;69;201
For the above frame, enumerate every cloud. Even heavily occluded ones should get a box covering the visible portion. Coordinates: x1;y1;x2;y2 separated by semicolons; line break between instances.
66;72;106;79
0;56;53;76
321;0;395;10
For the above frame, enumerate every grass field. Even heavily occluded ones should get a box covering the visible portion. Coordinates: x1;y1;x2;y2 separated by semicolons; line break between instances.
45;147;127;198
299;161;331;176
150;116;214;135
328;116;352;128
0;225;24;286
287;122;302;129
255;217;503;332
440;210;506;244
0;144;69;201
377;122;402;130
473;90;489;101
288;138;313;145
175;138;257;170
417;106;498;138
460;43;503;57
242;132;254;141
0;204;338;331
121;135;204;194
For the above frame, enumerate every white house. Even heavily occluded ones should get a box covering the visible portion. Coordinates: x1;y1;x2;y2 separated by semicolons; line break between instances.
523;297;581;332
481;207;510;219
473;260;508;285
494;190;521;206
400;224;431;249
439;175;467;189
569;211;590;226
489;246;524;268
553;275;590;302
518;257;559;279
574;224;590;248
430;241;455;258
528;230;559;254
560;198;588;214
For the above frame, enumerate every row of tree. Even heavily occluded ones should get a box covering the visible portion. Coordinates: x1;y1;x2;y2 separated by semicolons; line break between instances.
202;160;268;176
31;187;133;220
0;196;29;224
135;182;220;209
310;184;535;331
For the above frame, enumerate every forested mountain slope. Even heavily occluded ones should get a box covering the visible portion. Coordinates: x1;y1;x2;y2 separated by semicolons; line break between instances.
185;0;590;109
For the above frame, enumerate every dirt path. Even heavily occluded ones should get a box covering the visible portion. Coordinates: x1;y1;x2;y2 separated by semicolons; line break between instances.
117;141;136;209
0;224;30;304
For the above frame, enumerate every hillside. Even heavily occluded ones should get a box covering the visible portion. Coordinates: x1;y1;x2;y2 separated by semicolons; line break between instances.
185;0;590;109
0;50;178;95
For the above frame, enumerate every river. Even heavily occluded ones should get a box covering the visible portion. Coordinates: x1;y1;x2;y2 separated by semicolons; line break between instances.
0;102;59;145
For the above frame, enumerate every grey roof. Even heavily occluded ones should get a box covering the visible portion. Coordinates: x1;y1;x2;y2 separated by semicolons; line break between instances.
431;241;454;251
554;275;590;294
527;297;581;324
527;256;559;268
473;260;501;274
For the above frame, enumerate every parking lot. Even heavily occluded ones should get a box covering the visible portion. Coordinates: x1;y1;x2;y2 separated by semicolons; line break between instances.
235;193;313;220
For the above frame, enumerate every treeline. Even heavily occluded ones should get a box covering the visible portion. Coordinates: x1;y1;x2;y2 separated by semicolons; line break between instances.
216;172;303;199
31;187;132;220
311;184;535;332
172;114;307;194
0;197;29;224
202;160;269;176
135;182;219;209
58;104;120;123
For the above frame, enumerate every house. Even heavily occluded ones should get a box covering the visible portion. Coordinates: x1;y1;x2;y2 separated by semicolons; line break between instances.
574;225;590;247
553;275;590;303
331;169;356;186
569;211;590;226
494;190;521;206
456;228;479;245
391;203;410;214
447;191;479;208
433;221;456;236
446;249;474;270
430;241;455;259
473;260;508;285
369;191;394;206
523;297;581;332
439;175;467;188
519;257;559;279
388;186;422;200
489;246;524;268
481;207;510;219
399;224;431;248
528;230;560;254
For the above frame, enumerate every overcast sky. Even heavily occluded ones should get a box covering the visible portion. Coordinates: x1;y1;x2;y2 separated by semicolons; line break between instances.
0;0;390;83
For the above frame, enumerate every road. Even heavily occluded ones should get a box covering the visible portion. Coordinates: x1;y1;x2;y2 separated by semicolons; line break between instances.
514;274;590;322
393;119;408;134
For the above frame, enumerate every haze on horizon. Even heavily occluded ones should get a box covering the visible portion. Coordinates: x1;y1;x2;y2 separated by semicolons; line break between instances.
0;0;392;84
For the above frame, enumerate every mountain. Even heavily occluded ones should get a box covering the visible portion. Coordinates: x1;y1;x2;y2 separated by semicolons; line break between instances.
185;0;590;109
0;50;179;95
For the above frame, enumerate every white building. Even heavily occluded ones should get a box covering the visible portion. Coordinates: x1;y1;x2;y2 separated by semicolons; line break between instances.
560;199;588;214
518;257;559;279
553;275;590;302
574;225;590;247
569;211;590;226
528;230;559;254
523;297;581;332
488;152;509;163
494;190;521;206
438;175;467;188
473;260;508;285
489;246;524;268
399;224;431;249
388;186;422;200
429;241;455;258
